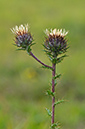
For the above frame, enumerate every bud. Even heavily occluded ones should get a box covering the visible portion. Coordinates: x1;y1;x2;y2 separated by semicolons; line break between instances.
11;24;33;49
44;28;68;57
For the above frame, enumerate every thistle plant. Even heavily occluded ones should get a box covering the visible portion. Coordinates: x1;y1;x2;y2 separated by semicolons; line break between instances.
11;24;69;129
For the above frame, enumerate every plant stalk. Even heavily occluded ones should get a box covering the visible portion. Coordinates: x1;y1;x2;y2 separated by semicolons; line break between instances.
29;51;53;69
52;63;56;126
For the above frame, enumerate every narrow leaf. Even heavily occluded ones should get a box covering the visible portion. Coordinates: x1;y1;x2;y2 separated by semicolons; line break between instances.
56;54;68;64
49;56;53;62
51;122;60;128
46;90;55;97
53;74;61;80
29;42;36;47
27;45;32;53
42;66;53;70
12;43;17;46
46;108;52;117
54;99;65;106
54;80;57;86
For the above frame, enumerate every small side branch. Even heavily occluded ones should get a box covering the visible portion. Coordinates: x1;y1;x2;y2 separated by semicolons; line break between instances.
29;51;53;70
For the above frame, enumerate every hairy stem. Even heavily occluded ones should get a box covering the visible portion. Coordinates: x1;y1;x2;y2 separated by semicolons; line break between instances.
52;63;56;126
29;51;53;69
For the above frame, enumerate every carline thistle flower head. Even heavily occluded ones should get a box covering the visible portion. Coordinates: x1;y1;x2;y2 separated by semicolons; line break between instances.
44;28;68;57
11;24;33;49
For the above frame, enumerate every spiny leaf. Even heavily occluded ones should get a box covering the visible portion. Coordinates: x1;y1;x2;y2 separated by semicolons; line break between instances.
48;56;53;62
27;45;32;55
43;49;48;53
53;74;61;80
43;44;50;50
64;46;69;52
41;66;53;70
46;90;55;97
45;51;53;58
51;122;60;128
46;108;52;117
42;44;47;49
54;80;57;86
13;43;17;46
50;80;57;86
27;43;35;53
29;42;36;47
56;54;68;64
47;52;53;56
54;99;65;106
58;51;64;54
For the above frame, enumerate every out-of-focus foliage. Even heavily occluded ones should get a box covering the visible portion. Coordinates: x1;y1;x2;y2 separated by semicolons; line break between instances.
0;0;85;129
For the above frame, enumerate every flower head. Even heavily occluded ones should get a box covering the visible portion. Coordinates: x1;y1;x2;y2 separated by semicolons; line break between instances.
44;28;68;57
11;24;33;49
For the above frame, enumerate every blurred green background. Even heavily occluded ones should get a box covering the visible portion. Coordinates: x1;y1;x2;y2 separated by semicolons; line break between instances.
0;0;85;128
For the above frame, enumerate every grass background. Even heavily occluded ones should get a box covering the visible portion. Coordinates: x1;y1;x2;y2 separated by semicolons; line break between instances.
0;0;85;128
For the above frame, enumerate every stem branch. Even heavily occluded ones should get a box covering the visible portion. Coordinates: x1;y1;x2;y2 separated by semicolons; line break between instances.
29;51;53;69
